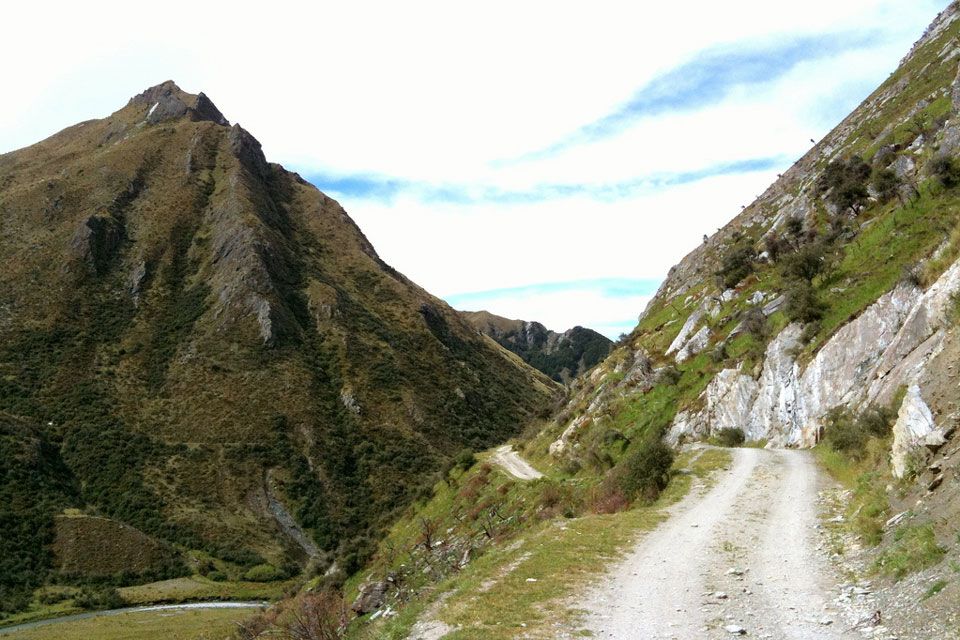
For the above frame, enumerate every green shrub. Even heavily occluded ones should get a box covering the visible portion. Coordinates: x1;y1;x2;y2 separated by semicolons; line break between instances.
930;155;960;188
818;157;871;214
74;586;126;610
454;449;477;471
739;308;768;337
38;590;69;605
717;242;758;289
780;243;829;283
617;440;675;502
824;407;864;454
656;366;682;387
207;571;228;582
872;168;902;203
784;279;825;325
244;564;285;582
824;404;896;458
714;428;745;447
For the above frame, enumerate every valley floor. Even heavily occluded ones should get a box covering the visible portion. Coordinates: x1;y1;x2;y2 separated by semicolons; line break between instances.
580;448;872;640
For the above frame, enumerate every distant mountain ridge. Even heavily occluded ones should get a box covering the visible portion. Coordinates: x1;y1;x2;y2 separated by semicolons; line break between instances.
462;310;613;382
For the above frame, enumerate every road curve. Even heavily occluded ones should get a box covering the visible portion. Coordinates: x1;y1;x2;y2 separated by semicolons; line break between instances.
581;448;865;639
490;445;544;480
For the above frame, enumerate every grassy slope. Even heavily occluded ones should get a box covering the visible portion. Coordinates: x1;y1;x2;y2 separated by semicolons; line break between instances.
347;448;731;639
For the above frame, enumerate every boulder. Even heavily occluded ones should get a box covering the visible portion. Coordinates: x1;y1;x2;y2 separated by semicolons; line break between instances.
891;385;936;478
676;326;712;363
350;581;390;615
667;307;705;355
890;154;916;179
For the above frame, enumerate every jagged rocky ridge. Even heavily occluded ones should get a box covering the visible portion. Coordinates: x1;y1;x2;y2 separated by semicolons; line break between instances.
461;310;613;382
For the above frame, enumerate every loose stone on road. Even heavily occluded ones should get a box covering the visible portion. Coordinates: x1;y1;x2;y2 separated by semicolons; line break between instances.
581;448;869;639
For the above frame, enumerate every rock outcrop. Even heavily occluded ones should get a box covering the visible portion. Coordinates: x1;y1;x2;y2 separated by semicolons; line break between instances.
667;258;960;450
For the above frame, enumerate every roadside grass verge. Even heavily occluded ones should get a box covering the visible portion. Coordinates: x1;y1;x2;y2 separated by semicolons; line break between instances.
873;523;947;581
815;440;891;546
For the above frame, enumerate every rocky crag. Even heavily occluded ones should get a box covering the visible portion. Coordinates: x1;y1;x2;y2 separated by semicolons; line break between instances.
461;310;613;383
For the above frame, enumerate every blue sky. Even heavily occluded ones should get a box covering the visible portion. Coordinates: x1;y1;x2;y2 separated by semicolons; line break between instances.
0;0;949;338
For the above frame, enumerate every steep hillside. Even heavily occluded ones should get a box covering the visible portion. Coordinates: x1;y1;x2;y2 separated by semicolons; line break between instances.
461;310;612;382
0;82;558;617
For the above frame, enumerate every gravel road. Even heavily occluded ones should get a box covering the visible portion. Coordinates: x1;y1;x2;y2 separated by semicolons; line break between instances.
491;445;543;480
583;448;870;639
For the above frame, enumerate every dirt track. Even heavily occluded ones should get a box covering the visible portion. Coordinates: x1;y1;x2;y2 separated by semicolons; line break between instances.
582;448;870;639
491;445;543;480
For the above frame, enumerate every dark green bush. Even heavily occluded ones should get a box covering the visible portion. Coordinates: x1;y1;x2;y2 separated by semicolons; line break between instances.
824;404;896;458
656;366;682;387
780;242;828;283
930;155;960;188
739;308;768;337
785;279;825;325
871;168;902;203
454;449;477;471
717;242;758;289
818;156;871;214
244;564;286;582
763;231;788;263
714;427;745;447
618;440;674;502
74;586;126;610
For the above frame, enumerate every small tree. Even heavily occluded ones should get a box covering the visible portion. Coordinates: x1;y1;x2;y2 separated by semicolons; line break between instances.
818;157;871;215
717;241;758;289
784;279;825;325
780;242;828;283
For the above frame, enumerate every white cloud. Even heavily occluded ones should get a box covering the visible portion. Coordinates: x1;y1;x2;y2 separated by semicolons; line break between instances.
0;0;947;333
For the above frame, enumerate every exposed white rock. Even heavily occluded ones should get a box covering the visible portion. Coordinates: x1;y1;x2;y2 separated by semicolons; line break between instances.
706;369;759;437
874;258;960;376
666;307;705;355
890;154;916;179
890;385;935;478
761;295;786;316
799;284;918;434
549;414;589;457
667;265;950;447
747;324;805;444
676;326;712;363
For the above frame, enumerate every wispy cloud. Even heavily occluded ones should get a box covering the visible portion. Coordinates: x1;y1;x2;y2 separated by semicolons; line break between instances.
304;154;790;205
504;30;881;163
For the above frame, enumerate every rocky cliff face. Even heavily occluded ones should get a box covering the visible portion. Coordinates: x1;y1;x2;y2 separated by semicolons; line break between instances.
0;81;558;607
539;3;960;482
462;310;613;382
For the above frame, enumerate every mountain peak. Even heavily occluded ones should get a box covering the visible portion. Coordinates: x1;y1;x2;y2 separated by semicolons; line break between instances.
127;80;229;126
